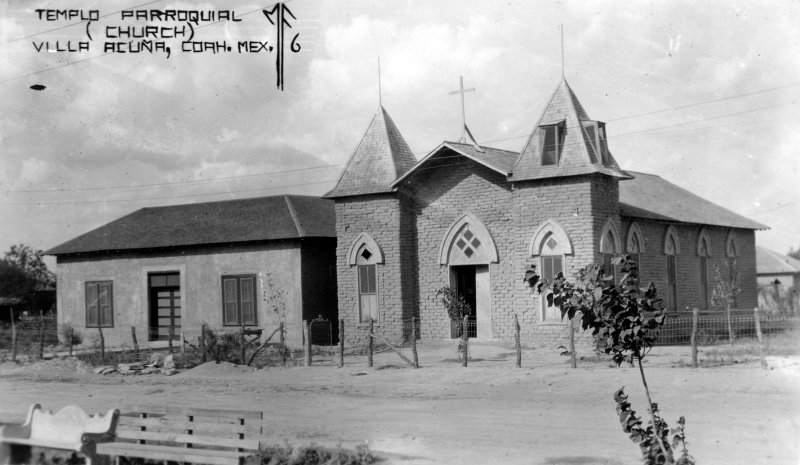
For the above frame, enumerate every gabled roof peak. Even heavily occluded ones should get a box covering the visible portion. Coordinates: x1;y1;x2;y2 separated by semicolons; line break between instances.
324;106;417;198
511;79;630;181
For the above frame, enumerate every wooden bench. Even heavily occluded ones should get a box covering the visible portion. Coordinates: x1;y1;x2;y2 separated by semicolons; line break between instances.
96;405;263;465
0;403;119;465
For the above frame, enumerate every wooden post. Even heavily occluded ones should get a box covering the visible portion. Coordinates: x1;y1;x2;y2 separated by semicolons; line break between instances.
279;321;286;366
67;326;74;356
754;307;767;369
304;320;312;367
239;322;245;364
10;309;17;363
514;314;521;368
461;315;468;367
200;324;207;363
568;318;577;369
98;327;105;363
181;328;186;356
38;310;45;360
168;324;175;354
691;308;699;368
131;326;139;360
368;318;374;368
411;317;419;369
338;318;344;368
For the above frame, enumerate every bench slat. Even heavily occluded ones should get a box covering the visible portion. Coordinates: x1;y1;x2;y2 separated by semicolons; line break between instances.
118;417;261;435
115;429;260;450
97;442;255;465
121;405;262;420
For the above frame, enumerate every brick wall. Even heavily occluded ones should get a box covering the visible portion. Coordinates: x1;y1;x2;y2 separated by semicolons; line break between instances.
333;194;416;347
621;218;758;312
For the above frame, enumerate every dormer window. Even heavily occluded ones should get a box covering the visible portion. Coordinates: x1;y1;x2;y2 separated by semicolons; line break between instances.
540;122;565;166
582;121;609;165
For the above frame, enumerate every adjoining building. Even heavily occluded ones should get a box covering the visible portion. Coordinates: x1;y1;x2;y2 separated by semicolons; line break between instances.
45;195;337;348
325;78;767;346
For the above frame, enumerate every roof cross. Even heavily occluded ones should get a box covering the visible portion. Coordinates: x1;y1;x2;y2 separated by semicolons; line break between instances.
449;76;476;144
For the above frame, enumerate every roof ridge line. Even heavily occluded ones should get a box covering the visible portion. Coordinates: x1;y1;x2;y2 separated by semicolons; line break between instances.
283;195;305;237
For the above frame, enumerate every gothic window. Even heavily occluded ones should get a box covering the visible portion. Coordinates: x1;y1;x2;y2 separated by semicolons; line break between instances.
726;230;739;307
348;233;384;324
599;219;621;284
530;220;573;321
664;226;680;313
440;213;498;266
697;229;712;310
626;221;645;277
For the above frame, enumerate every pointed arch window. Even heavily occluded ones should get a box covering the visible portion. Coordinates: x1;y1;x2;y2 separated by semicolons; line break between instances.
664;226;680;313
599;219;621;284
726;230;739;307
440;213;498;266
697;229;712;310
348;233;383;324
530;220;573;321
626;222;645;277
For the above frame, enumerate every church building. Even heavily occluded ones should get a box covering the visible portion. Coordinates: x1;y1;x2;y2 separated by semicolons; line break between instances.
325;78;766;345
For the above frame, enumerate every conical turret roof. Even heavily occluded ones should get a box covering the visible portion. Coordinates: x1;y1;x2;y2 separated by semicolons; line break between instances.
325;106;417;198
511;79;631;181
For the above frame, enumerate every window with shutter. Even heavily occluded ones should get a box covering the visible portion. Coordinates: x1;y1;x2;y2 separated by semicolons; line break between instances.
358;264;378;324
221;275;258;326
85;281;113;328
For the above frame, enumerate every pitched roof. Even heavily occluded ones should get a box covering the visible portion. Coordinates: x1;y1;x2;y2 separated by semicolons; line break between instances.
511;79;631;181
619;171;768;230
393;141;518;186
756;246;800;275
324;106;417;198
45;195;335;256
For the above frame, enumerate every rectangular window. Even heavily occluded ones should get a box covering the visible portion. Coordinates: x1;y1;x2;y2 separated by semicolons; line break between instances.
221;275;258;326
666;255;678;313
86;281;113;328
540;124;564;166
629;253;641;282
602;254;619;285
358;264;378;324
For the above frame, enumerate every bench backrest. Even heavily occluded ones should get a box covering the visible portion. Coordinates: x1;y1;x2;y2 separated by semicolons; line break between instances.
117;405;262;452
0;404;118;448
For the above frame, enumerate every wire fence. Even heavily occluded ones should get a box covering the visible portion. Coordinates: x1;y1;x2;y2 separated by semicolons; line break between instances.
655;311;800;346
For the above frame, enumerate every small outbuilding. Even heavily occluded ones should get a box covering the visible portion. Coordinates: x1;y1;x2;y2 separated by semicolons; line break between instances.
45;195;337;348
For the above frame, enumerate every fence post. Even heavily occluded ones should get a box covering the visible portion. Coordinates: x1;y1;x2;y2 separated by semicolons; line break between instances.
10;309;17;363
98;327;105;364
411;317;419;369
461;315;469;367
239;322;245;363
67;327;74;356
691;308;699;368
368;318;374;368
200;324;207;363
168;324;175;354
304;320;312;367
338;318;344;368
131;326;139;361
568;317;577;369
514;314;521;368
181;328;186;356
280;321;286;366
754;307;767;369
38;310;45;360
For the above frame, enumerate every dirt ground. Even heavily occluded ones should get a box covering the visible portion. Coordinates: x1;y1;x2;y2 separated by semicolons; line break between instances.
1;342;798;465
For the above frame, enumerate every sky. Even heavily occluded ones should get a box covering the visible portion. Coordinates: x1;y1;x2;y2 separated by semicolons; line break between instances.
1;0;799;269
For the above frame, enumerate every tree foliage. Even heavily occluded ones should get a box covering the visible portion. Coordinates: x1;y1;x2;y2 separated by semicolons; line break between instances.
524;256;694;465
3;244;55;289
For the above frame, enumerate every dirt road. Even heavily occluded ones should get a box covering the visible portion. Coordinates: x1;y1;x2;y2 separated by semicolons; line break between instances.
1;343;798;464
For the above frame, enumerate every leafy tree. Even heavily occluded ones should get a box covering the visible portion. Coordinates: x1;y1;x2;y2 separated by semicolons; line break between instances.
3;244;55;289
525;256;694;465
710;261;739;345
0;244;56;318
